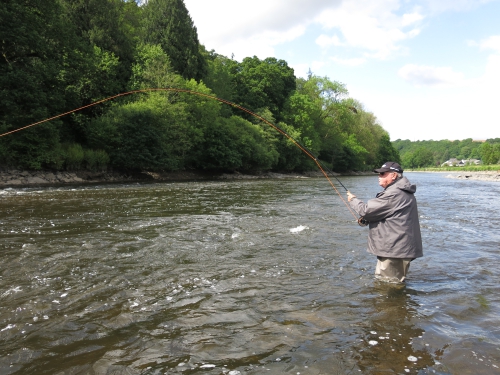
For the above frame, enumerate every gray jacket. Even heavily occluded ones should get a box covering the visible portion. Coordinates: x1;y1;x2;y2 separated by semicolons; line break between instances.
349;176;423;259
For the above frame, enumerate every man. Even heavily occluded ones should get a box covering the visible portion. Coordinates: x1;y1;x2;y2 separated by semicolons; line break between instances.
346;162;423;283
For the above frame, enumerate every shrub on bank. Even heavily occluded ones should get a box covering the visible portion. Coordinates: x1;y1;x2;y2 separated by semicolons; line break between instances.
84;149;110;171
64;144;110;171
65;144;84;170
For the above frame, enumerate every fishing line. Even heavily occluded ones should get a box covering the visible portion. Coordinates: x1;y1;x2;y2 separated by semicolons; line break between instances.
0;88;359;220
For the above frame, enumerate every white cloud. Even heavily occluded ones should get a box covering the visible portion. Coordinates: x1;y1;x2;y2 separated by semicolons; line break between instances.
477;35;500;52
422;0;497;14
316;34;343;48
331;56;366;66
478;53;500;86
185;0;423;61
398;64;466;88
292;61;327;78
399;35;500;89
401;11;424;26
214;25;306;61
314;0;424;59
357;50;500;141
185;0;338;59
352;85;496;141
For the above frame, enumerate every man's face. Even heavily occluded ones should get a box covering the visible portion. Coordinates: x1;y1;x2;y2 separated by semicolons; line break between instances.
378;171;397;188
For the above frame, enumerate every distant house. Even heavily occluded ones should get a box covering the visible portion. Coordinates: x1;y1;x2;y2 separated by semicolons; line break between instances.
442;158;459;167
441;158;482;167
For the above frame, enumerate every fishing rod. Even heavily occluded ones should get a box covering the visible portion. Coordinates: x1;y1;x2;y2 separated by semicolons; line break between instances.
0;87;360;221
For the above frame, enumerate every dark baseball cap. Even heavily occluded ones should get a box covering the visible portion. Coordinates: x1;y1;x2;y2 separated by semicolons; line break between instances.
373;161;403;173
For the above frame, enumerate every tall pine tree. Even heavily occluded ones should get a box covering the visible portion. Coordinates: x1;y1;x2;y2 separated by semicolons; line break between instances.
142;0;207;81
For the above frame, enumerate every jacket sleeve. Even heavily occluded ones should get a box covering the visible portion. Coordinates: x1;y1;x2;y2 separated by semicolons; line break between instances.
349;192;395;222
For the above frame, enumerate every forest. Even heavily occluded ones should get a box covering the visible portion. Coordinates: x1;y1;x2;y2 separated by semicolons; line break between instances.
1;0;403;174
393;138;500;168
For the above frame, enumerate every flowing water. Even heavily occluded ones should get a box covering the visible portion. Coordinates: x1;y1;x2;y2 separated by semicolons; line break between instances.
0;172;499;375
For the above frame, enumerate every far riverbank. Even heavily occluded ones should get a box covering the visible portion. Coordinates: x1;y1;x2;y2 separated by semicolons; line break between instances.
408;170;500;182
445;170;500;182
0;168;371;188
3;168;498;189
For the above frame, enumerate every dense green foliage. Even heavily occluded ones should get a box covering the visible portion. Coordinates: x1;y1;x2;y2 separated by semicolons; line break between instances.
393;138;500;168
1;0;400;173
142;0;207;81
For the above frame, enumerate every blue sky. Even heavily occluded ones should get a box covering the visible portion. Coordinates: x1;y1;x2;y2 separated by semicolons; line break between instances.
183;0;499;141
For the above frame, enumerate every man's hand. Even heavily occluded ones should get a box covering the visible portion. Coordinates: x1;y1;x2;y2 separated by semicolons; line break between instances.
347;191;356;202
357;217;368;226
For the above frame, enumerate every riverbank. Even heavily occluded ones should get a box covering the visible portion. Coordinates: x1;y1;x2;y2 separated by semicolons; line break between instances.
443;170;500;182
2;169;498;188
0;168;361;188
403;169;500;182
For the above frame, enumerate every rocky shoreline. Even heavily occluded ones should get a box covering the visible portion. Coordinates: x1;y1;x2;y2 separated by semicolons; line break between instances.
0;168;350;188
403;170;500;182
444;170;500;182
0;169;138;187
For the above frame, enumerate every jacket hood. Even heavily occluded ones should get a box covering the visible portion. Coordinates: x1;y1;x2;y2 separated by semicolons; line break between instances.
390;176;416;194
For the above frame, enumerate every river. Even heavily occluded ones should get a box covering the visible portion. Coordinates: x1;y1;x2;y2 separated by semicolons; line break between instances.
1;172;499;374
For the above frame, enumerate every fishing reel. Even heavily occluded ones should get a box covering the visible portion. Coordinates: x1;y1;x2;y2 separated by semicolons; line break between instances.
357;217;368;227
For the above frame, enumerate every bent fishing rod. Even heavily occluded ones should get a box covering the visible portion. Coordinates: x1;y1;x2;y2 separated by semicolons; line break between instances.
0;87;361;222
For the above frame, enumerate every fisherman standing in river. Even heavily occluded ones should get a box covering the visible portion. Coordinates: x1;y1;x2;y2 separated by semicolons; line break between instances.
346;162;423;283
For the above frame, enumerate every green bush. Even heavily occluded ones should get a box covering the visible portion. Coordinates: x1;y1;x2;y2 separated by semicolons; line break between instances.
84;149;97;171
94;149;110;171
84;149;110;171
48;146;65;170
65;143;84;170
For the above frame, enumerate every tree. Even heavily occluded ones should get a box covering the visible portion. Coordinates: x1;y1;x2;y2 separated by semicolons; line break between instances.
375;134;401;166
346;103;388;166
341;134;369;171
295;75;350;170
282;92;321;155
414;146;434;167
273;121;314;171
479;142;500;165
198;117;245;170
392;138;484;167
202;49;236;117
129;43;181;89
61;0;141;90
459;146;471;160
402;146;434;169
0;0;76;168
493;144;500;164
142;0;207;81
197;116;279;172
0;0;68;127
232;56;296;122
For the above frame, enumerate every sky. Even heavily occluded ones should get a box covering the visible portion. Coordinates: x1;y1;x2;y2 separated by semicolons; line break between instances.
182;0;499;142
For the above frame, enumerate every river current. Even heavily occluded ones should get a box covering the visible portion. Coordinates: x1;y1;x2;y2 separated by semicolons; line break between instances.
1;172;499;374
